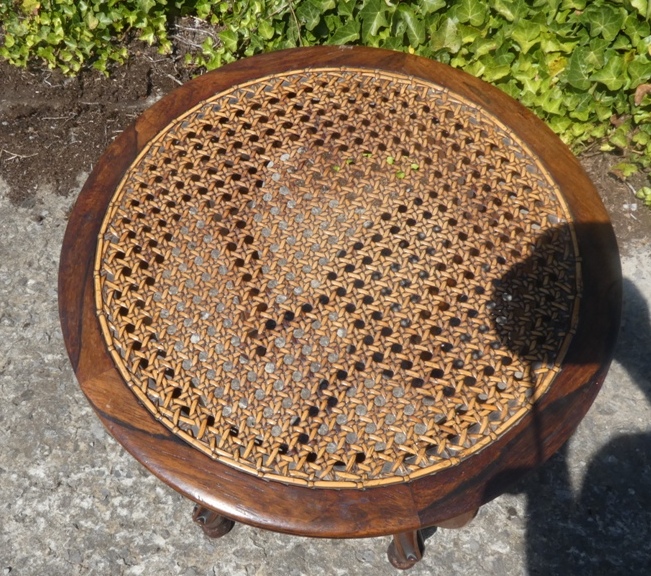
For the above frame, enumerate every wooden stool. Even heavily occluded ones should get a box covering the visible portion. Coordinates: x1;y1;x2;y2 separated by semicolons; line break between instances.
59;47;621;569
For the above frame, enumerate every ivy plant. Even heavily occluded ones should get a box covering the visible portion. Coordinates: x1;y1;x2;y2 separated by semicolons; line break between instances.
191;0;651;190
0;0;178;74
2;0;651;197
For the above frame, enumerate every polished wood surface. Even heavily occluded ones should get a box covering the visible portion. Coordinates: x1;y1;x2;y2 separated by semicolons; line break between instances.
59;46;621;539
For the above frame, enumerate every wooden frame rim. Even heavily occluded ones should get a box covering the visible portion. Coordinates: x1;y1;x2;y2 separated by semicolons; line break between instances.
59;46;621;538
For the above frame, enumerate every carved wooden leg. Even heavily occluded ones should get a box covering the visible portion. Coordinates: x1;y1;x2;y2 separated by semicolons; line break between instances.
192;504;235;538
387;509;478;569
387;530;424;570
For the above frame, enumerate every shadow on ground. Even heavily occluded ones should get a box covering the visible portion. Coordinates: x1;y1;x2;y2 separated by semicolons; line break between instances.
419;224;650;574
515;278;651;575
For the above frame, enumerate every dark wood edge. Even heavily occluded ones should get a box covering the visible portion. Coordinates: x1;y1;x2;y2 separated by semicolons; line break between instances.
58;46;622;538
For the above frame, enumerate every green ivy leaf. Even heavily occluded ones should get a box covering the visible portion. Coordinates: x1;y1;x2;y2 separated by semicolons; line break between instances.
456;0;487;27
382;36;406;51
430;17;461;53
566;48;592;90
36;45;55;66
624;13;650;46
512;20;543;54
20;0;40;14
393;15;408;42
561;0;587;10
194;0;212;19
612;33;632;51
630;0;651;20
360;0;389;39
534;0;561;23
286;15;302;46
137;0;157;14
492;0;529;22
547;53;567;78
629;56;651;86
337;0;356;18
612;162;639;177
585;38;609;69
583;4;626;42
540;31;579;54
548;115;573;135
46;31;62;44
219;28;239;52
86;12;100;31
496;79;520;99
311;0;336;11
515;71;542;95
636;187;651;206
470;34;502;58
296;0;323;31
567;91;594;121
591;51;627;91
494;46;516;67
257;19;274;40
139;26;156;44
456;23;481;45
328;19;360;45
397;5;425;47
609;120;633;148
464;59;486;77
419;0;446;15
539;83;564;114
480;55;512;81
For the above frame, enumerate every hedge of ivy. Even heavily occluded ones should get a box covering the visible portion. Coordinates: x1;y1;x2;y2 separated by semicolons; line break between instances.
2;0;651;202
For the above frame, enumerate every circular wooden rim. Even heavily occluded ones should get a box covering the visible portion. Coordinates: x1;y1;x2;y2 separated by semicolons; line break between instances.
59;46;621;538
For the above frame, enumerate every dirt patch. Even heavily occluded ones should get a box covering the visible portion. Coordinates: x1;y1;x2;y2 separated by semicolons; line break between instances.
1;47;650;250
580;153;651;254
0;44;192;207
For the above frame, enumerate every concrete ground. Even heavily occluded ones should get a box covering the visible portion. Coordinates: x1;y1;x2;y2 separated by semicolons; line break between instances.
1;158;650;575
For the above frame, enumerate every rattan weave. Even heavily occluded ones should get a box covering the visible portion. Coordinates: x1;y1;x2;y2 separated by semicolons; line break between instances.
94;68;580;488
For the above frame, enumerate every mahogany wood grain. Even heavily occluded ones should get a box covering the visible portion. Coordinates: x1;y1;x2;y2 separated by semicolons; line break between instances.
59;46;621;540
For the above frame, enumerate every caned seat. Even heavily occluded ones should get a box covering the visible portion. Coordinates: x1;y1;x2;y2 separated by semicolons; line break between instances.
59;47;621;569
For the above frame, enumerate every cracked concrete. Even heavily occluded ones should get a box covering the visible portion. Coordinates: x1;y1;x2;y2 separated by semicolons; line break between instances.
1;162;650;575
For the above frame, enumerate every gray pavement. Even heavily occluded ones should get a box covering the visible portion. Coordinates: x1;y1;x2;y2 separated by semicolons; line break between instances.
1;169;650;575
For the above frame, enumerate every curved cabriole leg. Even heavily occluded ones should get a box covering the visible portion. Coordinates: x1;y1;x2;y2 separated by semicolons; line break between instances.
387;509;478;569
192;504;235;538
387;530;424;570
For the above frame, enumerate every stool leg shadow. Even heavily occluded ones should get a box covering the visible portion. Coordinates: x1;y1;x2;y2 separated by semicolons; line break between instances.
387;509;478;569
192;504;235;539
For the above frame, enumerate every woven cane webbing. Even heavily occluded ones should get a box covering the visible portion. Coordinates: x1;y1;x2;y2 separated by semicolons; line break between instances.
94;68;580;488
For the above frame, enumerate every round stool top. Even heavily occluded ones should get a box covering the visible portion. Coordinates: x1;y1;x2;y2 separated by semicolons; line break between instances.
94;66;579;488
60;47;620;535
